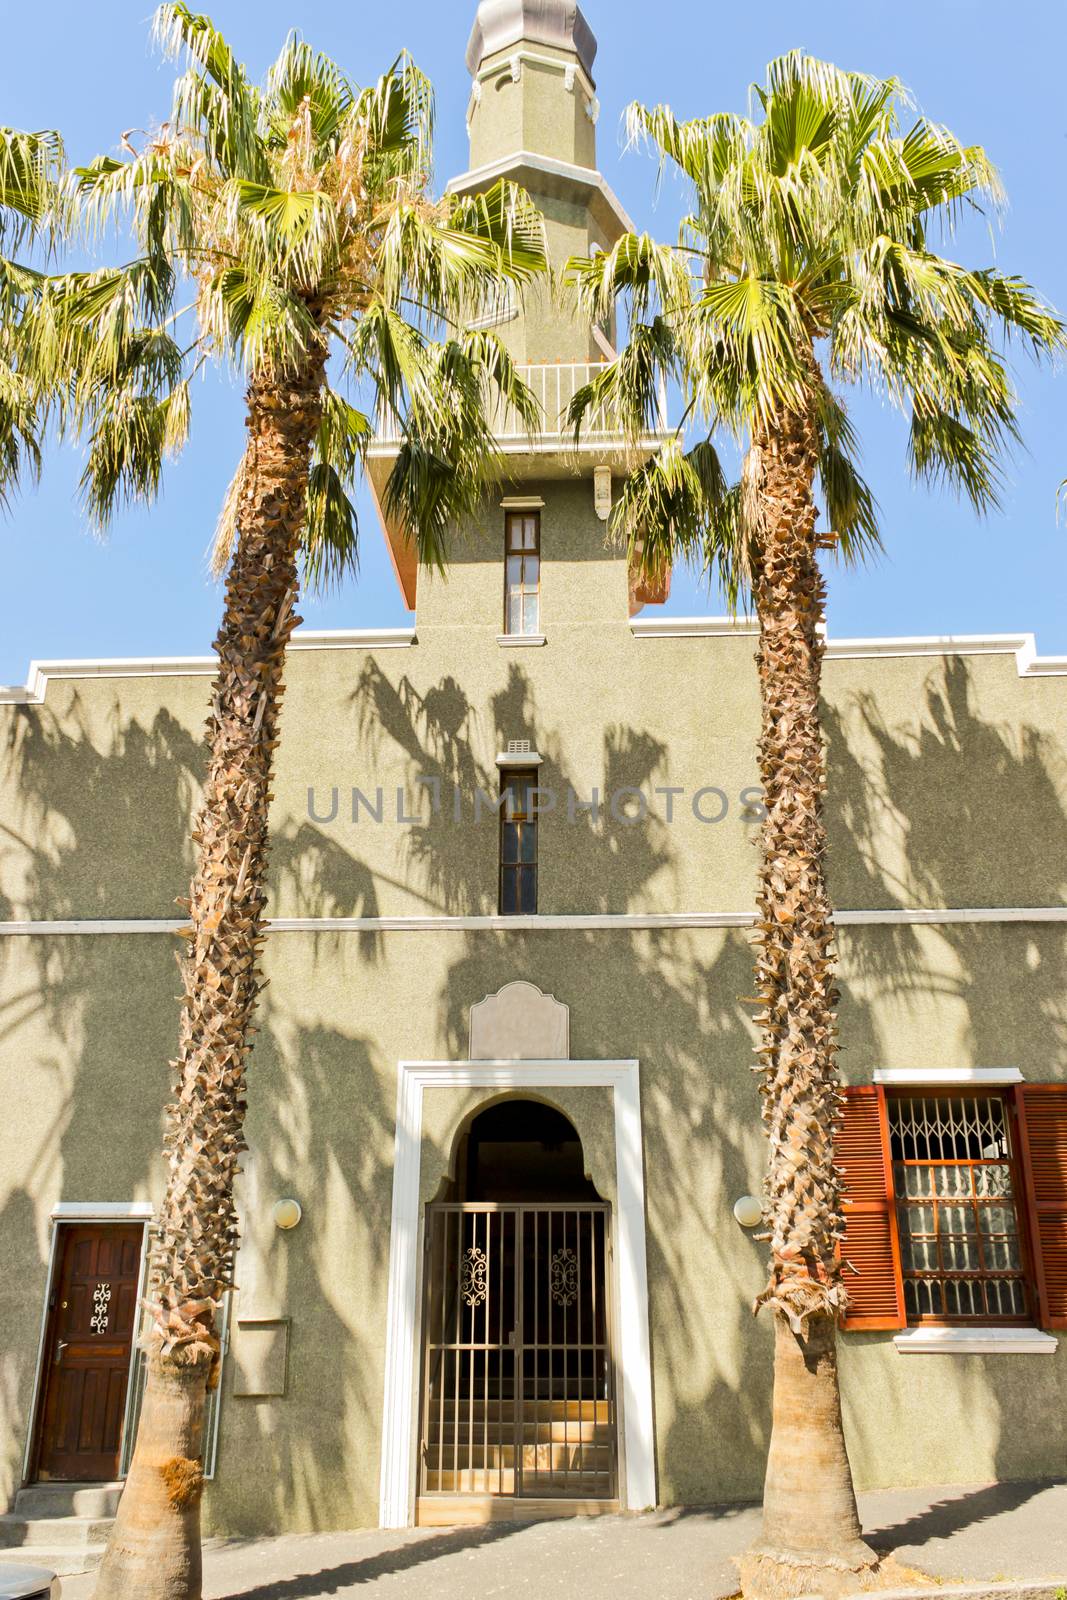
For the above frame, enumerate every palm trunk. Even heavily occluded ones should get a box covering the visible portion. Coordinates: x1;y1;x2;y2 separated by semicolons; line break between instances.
95;352;325;1600
739;391;880;1599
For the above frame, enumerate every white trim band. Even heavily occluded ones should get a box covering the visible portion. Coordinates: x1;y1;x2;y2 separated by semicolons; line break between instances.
1;907;1064;937
446;151;635;236
50;1200;155;1220
0;629;418;703
378;1059;655;1529
630;617;1067;675
496;751;544;768
874;1067;1024;1086
893;1327;1058;1355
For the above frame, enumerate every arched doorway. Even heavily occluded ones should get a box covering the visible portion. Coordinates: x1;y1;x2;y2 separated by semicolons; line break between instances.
417;1100;617;1521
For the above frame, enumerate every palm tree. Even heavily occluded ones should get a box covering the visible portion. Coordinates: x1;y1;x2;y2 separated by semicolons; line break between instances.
0;126;66;501
16;9;545;1597
566;53;1063;1599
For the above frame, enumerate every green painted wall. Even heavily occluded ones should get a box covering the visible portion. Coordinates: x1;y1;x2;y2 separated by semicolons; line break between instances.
0;911;1063;1528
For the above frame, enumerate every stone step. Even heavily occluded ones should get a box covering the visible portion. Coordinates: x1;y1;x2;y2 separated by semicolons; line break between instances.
416;1494;621;1528
12;1483;122;1520
0;1544;106;1577
424;1467;611;1494
0;1515;113;1550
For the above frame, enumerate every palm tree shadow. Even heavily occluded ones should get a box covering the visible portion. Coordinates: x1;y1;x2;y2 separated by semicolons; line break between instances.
216;1522;524;1599
863;1477;1058;1553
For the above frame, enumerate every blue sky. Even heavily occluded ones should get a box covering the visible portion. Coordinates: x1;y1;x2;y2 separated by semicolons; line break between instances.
1;0;1064;685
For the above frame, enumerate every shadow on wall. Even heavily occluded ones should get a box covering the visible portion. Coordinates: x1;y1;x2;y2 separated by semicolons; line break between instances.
210;1018;405;1534
0;690;405;1523
351;657;677;917
356;661;772;1503
3;648;1065;1516
825;656;1067;1491
0;695;207;1504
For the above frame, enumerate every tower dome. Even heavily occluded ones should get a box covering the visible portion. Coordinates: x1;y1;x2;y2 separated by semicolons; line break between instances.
466;0;598;84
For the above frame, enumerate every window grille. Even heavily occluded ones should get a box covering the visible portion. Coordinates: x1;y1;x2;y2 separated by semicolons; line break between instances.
504;513;540;636
499;768;538;915
888;1095;1030;1324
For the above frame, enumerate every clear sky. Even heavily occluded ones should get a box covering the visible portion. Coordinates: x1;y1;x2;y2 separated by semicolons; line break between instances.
1;0;1064;685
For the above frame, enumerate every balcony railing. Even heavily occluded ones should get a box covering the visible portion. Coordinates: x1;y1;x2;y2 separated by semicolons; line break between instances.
371;361;669;447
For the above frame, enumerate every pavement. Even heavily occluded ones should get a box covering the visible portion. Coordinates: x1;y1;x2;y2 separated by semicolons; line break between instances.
58;1480;1067;1600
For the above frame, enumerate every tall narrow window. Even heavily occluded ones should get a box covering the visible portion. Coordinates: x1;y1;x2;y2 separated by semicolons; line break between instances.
888;1094;1031;1324
504;512;540;636
499;768;538;914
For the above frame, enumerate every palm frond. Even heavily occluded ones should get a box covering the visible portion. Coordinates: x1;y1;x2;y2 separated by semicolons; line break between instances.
302;387;370;592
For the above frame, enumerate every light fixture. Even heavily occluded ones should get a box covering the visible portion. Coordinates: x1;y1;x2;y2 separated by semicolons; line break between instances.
273;1199;302;1231
733;1195;763;1229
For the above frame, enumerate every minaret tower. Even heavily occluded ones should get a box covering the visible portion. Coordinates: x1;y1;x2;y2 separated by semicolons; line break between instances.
456;0;625;365
368;0;669;615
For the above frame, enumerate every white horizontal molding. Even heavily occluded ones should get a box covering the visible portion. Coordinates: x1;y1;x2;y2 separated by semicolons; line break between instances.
630;618;1067;675
893;1326;1057;1355
834;906;1067;926
0;629;418;703
630;616;757;639
496;634;546;648
1;907;1065;937
288;628;416;652
51;1200;154;1220
874;1066;1024;1086
446;151;635;235
496;750;543;768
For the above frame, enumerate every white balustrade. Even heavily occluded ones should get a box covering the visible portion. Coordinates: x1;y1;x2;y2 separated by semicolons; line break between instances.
373;361;668;446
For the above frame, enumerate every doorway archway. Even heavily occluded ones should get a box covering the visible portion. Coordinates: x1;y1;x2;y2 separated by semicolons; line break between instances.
417;1099;617;1522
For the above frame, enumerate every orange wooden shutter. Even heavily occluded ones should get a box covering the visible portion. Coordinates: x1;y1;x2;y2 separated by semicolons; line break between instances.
838;1086;906;1330
1014;1085;1067;1330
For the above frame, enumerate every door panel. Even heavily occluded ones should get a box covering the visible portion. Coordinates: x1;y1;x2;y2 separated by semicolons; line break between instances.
34;1223;143;1481
419;1204;616;1501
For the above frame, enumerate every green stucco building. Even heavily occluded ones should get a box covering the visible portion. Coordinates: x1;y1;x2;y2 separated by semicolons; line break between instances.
1;0;1065;1558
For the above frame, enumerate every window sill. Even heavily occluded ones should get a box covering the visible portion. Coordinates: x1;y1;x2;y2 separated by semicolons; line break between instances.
497;634;546;647
893;1326;1057;1355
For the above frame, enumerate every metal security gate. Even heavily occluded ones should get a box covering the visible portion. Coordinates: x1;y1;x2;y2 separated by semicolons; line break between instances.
419;1204;616;1503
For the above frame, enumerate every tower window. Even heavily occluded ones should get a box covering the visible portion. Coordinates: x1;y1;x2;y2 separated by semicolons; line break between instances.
499;768;538;915
504;512;540;636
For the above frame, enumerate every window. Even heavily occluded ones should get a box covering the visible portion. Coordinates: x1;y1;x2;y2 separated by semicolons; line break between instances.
499;768;538;915
504;513;540;636
838;1083;1067;1333
888;1094;1030;1324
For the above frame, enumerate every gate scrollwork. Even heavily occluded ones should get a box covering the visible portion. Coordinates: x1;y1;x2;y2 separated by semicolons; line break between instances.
550;1246;578;1308
461;1245;488;1308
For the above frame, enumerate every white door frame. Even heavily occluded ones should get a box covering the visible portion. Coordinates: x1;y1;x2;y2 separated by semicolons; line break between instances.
378;1059;655;1529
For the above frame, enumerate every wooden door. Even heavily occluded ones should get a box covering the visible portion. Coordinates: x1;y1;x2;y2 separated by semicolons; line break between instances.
34;1223;143;1481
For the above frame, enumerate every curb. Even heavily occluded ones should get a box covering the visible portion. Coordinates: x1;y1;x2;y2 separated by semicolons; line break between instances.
844;1586;1065;1600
